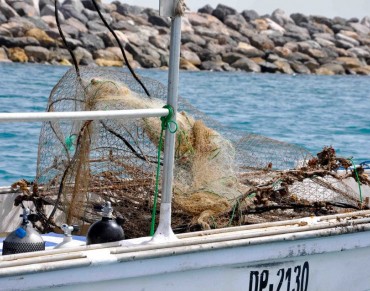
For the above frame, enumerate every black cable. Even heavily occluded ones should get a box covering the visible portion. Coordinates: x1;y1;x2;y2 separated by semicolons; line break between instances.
54;0;80;77
90;0;151;97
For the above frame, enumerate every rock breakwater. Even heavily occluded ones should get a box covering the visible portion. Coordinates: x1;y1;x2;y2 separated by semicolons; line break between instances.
1;0;370;75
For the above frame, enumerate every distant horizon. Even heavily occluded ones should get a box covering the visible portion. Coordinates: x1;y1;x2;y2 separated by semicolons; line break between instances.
105;0;370;19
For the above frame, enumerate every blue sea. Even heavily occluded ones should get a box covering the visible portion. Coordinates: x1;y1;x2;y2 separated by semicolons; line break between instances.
0;62;369;186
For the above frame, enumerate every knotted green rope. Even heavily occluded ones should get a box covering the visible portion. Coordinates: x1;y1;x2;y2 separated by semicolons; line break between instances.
150;105;178;236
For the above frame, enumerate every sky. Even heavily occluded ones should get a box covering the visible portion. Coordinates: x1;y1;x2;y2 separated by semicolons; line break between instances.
112;0;370;19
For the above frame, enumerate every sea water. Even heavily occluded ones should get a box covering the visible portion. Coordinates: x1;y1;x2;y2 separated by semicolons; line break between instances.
0;62;369;185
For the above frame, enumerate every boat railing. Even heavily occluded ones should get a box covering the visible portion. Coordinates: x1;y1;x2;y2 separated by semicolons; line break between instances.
0;107;176;241
0;0;183;242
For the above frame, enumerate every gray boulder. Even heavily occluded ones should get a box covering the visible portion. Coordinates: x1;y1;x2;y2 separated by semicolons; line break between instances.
39;0;54;11
290;13;309;26
125;42;142;58
87;21;107;32
221;52;244;64
111;20;138;32
0;1;19;18
80;0;100;11
49;47;72;62
24;16;49;30
313;33;336;42
73;46;93;63
234;42;265;58
268;34;288;46
60;5;88;23
114;2;144;16
40;4;65;21
332;24;353;34
198;5;213;14
241;10;258;22
224;14;248;31
24;45;50;62
333;17;347;26
310;15;334;29
0;35;39;47
212;4;237;22
197;48;222;62
181;33;206;46
315;37;335;47
336;33;360;47
183;42;203;54
135;53;161;68
260;61;279;73
194;26;219;38
148;15;170;27
82;9;112;23
348;47;370;58
65;37;82;49
273;60;294;74
149;34;169;50
200;60;228;71
284;24;310;39
361;16;370;28
320;63;345;74
271;9;293;26
181;50;201;66
349;22;370;35
249;34;275;51
0;10;6;23
290;62;311;74
347;17;359;23
80;33;105;51
62;0;84;13
60;23;80;38
231;57;261;72
11;2;37;17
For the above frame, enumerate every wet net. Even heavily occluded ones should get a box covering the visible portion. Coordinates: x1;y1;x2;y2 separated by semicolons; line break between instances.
28;67;369;238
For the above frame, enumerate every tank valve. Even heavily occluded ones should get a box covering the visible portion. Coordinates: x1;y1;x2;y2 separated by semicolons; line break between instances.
86;201;125;245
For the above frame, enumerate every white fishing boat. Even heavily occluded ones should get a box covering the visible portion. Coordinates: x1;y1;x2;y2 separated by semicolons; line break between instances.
1;1;370;290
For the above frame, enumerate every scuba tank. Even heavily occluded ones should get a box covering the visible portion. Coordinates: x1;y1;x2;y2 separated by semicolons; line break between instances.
2;208;45;255
54;224;85;249
86;201;124;245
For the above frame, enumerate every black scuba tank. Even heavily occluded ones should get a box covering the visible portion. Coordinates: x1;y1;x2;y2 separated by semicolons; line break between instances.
86;201;124;245
2;208;45;255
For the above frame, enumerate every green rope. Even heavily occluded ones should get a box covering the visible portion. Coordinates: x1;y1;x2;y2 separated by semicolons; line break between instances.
150;105;178;236
65;134;77;152
350;158;363;204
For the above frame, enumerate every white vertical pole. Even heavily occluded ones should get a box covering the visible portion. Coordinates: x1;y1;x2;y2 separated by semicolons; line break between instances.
153;4;182;241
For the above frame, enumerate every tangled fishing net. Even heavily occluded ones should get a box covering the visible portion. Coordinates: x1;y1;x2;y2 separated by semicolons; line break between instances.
13;66;367;238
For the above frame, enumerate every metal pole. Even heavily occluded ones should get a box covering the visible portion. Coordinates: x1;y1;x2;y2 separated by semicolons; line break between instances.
0;109;169;123
153;12;182;241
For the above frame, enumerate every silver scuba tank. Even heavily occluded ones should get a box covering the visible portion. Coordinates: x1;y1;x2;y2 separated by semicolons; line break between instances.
2;208;45;255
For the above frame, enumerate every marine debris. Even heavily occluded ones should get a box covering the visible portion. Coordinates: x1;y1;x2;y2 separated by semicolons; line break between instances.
10;68;369;238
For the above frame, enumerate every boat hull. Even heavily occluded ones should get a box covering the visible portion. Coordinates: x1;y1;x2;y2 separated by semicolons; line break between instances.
0;213;370;291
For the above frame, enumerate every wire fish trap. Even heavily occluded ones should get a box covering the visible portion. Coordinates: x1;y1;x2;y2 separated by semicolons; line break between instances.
29;66;368;236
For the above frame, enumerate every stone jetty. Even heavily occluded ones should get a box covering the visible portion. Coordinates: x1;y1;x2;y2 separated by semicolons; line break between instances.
1;0;370;75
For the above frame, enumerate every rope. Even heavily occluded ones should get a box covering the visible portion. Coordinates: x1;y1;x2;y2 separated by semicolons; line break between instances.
150;105;178;236
350;158;363;205
174;0;188;16
90;0;151;97
54;0;80;77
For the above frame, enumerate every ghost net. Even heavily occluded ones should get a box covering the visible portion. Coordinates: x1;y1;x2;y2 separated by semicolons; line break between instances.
32;67;369;238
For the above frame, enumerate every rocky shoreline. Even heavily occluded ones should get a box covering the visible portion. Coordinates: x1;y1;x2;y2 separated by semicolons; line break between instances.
1;0;370;75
